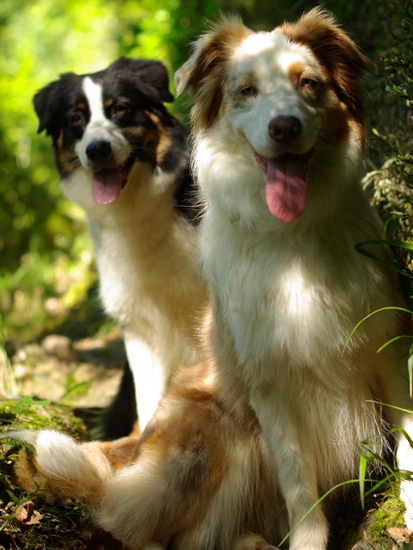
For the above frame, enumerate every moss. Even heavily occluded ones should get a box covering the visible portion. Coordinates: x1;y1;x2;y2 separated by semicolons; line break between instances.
369;495;405;542
0;399;89;440
0;399;92;549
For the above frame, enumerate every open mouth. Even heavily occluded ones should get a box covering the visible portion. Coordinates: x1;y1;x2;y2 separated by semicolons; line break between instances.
253;148;314;223
91;161;132;206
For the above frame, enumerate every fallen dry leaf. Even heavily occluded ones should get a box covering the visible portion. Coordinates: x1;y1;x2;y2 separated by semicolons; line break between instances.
13;500;44;528
387;526;413;545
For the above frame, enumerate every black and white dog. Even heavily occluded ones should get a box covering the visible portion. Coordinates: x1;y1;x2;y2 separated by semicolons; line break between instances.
34;57;206;436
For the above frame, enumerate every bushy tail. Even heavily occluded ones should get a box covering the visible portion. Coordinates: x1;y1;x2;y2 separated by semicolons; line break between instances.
9;430;113;504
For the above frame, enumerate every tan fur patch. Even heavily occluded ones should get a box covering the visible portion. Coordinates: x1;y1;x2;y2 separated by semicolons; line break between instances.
104;98;114;109
316;92;351;147
15;449;44;494
277;7;375;129
186;17;252;129
56;132;79;174
146;112;172;165
97;437;140;470
287;61;304;87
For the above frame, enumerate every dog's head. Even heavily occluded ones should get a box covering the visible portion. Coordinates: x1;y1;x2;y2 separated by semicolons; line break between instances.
34;57;176;205
175;9;375;222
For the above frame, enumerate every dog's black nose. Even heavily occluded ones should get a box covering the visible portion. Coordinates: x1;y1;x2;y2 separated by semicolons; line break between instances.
268;116;302;143
86;140;112;162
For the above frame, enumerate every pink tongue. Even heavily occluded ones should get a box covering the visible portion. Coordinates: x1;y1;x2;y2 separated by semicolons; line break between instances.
91;168;123;205
265;154;307;222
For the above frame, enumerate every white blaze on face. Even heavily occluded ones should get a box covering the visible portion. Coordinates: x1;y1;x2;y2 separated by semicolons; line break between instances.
83;76;106;122
75;77;131;171
72;77;132;206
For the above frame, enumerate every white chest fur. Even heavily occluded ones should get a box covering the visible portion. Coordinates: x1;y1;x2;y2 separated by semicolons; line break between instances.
198;139;398;391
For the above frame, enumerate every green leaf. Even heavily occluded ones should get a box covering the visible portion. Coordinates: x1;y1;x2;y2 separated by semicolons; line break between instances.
359;452;367;510
342;306;413;356
10;396;50;414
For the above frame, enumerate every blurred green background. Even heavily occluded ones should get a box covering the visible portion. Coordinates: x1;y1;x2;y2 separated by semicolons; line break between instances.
0;0;410;346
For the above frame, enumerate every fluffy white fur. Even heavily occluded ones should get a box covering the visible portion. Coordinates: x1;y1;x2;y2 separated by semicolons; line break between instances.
176;9;413;549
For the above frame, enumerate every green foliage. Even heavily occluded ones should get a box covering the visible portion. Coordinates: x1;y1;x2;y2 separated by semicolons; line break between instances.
385;0;413;103
361;0;413;315
383;0;413;196
8;396;50;415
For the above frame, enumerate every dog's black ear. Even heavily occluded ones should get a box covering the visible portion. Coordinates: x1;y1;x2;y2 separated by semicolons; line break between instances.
135;60;175;103
33;73;78;137
108;57;174;103
33;80;62;135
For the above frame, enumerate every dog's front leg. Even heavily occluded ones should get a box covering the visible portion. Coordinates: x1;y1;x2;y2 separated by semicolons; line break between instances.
124;335;167;432
380;348;413;529
252;397;328;550
396;417;413;529
388;389;413;529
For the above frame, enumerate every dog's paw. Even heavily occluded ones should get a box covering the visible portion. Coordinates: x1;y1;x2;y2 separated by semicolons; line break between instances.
401;482;413;530
234;534;279;550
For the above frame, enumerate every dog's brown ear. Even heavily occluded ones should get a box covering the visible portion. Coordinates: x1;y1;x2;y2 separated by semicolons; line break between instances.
175;15;251;129
278;7;376;125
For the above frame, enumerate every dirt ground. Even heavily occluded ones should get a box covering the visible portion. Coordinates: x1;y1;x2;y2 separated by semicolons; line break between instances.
0;330;128;549
5;330;125;410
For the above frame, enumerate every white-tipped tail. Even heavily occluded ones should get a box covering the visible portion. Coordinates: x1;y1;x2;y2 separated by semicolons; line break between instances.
11;430;113;504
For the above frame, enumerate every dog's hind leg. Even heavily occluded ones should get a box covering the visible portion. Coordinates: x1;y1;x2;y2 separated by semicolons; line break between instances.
97;421;216;549
13;427;211;549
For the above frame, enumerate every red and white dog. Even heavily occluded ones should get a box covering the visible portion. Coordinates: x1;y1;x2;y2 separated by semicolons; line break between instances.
176;7;413;549
9;9;413;550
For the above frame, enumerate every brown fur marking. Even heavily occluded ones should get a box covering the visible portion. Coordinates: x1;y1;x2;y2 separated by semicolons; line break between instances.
186;17;252;128
277;8;375;128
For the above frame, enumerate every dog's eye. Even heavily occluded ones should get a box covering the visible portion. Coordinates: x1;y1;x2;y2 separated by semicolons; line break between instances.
69;113;83;127
300;78;317;88
69;114;83;126
113;104;130;116
239;85;258;97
